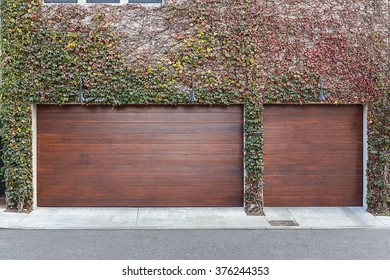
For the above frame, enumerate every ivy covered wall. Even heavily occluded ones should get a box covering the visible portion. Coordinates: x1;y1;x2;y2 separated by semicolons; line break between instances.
0;0;388;213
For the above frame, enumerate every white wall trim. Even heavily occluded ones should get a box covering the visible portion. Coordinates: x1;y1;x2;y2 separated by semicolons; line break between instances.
32;104;38;209
363;104;368;209
242;105;246;209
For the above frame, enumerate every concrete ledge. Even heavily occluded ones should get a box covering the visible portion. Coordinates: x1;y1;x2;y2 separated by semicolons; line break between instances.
0;211;27;229
375;216;390;226
136;207;267;229
17;207;138;229
286;207;384;228
0;206;388;230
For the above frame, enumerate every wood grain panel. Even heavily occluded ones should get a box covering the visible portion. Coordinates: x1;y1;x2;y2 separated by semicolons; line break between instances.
37;105;244;207
263;105;363;206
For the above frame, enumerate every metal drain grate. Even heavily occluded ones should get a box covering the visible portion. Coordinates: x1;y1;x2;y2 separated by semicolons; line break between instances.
268;220;299;226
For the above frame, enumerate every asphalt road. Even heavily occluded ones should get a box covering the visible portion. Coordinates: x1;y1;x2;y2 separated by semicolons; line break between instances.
0;229;389;259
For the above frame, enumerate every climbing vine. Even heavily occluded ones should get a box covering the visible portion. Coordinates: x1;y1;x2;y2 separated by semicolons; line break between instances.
0;0;388;213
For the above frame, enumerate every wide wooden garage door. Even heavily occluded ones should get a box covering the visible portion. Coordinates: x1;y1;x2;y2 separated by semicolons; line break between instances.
37;105;243;207
263;105;363;206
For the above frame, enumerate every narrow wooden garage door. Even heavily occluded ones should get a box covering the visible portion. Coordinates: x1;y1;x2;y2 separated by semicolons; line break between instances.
37;105;243;207
263;105;363;206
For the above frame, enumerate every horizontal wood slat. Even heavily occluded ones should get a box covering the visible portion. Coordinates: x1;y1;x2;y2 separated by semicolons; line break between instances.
264;165;362;176
38;154;242;166
37;123;243;134
39;164;243;175
263;126;362;136
264;174;363;186
263;105;363;206
38;174;243;187
264;195;361;207
265;184;363;196
263;133;362;144
264;143;362;153
38;112;242;123
38;133;242;144
38;143;242;156
37;105;244;207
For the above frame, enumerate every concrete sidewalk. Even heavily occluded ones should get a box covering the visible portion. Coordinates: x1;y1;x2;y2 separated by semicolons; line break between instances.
0;206;389;229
